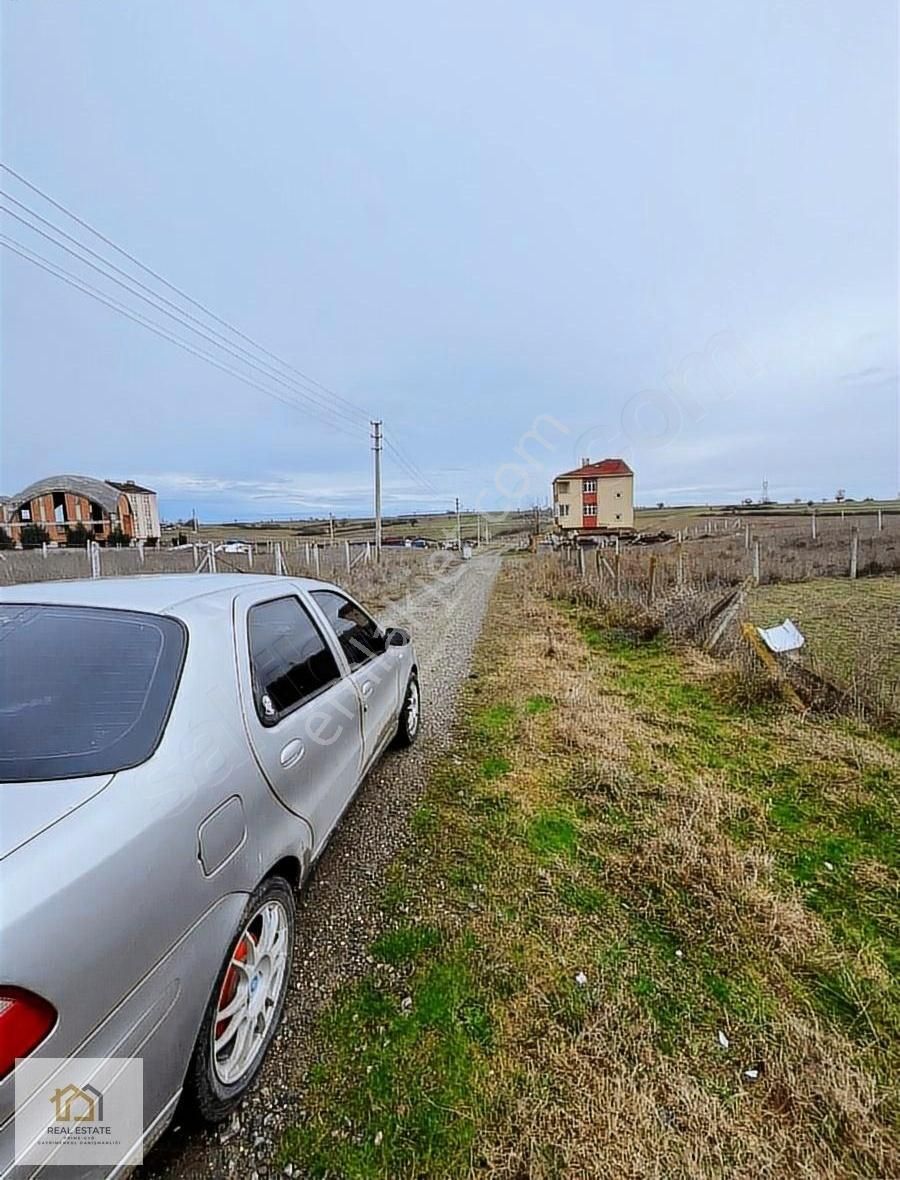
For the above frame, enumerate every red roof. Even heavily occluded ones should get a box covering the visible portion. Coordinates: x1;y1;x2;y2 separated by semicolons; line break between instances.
555;458;632;480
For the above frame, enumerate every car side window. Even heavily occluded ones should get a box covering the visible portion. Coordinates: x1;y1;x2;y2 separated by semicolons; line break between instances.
247;596;341;724
311;590;385;670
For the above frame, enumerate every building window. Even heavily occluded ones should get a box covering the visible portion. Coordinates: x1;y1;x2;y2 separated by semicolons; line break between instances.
556;480;569;493
583;479;596;493
583;504;597;516
558;504;569;517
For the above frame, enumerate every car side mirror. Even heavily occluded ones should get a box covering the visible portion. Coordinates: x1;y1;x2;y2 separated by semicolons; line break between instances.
384;626;411;647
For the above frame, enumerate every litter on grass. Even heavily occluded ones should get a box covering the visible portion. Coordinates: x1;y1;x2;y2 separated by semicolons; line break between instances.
757;618;805;653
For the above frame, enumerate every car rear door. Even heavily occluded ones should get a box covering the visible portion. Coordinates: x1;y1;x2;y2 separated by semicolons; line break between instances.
307;589;401;768
234;589;363;847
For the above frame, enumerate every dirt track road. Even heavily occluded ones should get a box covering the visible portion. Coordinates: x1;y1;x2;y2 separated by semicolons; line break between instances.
146;552;502;1180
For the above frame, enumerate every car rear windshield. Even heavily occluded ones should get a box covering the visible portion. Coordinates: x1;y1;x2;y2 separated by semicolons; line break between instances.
0;603;187;783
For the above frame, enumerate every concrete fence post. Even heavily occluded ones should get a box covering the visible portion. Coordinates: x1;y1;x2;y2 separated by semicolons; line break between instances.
208;543;217;574
877;509;883;531
137;540;145;564
850;527;859;580
647;556;657;605
89;541;101;579
345;540;351;572
274;542;285;576
811;511;817;541
313;546;321;577
752;540;761;584
578;547;585;576
42;542;48;559
744;523;751;551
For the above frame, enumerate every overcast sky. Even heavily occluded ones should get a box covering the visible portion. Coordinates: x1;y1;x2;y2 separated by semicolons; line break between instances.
2;1;897;521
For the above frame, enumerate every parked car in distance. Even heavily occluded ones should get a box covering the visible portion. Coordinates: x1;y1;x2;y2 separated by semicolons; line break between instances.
0;574;420;1176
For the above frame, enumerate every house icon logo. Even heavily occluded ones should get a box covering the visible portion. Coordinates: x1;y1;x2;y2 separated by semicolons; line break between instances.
49;1083;104;1124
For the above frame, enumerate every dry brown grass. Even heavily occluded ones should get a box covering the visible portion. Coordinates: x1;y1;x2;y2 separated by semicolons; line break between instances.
0;544;449;614
463;569;896;1179
284;557;899;1179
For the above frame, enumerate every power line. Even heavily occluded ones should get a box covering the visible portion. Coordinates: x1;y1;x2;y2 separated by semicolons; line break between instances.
0;195;368;437
0;234;366;444
1;162;443;505
0;162;371;428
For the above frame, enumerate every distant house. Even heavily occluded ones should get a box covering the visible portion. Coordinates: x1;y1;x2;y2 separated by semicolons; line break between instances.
0;474;160;545
552;458;634;533
106;479;161;541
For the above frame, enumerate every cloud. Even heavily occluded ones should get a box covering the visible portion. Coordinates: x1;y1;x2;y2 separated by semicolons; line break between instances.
137;470;450;516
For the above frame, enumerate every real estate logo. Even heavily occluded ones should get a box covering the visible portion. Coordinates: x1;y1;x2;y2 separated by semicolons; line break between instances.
15;1056;143;1168
49;1081;104;1124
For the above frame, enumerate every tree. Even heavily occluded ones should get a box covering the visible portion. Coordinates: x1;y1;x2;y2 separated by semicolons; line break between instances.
656;501;665;509
0;527;13;550
835;489;846;503
20;523;50;549
65;522;90;548
106;526;130;548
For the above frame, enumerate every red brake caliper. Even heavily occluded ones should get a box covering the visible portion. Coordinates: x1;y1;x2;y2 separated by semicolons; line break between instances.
216;932;253;1040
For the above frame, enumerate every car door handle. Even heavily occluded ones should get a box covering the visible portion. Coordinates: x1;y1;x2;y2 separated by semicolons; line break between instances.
280;739;305;767
360;682;373;697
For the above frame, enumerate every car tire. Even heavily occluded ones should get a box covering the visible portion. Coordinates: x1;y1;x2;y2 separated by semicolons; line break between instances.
393;673;421;748
185;876;295;1123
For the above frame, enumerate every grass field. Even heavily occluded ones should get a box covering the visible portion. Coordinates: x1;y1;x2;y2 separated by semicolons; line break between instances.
750;575;900;713
635;500;900;534
161;509;536;546
280;558;899;1178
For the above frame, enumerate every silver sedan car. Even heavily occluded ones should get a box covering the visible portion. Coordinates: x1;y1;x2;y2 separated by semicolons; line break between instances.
0;574;420;1176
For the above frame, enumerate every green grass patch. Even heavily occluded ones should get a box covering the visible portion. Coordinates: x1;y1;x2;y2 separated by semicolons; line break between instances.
480;754;511;781
525;694;554;715
372;923;443;966
526;810;579;858
472;702;517;739
282;950;493;1178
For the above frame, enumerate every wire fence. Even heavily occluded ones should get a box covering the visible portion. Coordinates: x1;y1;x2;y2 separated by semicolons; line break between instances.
0;542;452;612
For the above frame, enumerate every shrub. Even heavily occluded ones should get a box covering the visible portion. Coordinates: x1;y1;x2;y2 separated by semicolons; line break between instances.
106;526;130;548
19;523;50;549
65;522;91;547
0;527;13;550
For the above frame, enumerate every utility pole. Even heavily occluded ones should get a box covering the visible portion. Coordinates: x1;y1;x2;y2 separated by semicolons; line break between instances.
371;420;383;562
455;496;462;552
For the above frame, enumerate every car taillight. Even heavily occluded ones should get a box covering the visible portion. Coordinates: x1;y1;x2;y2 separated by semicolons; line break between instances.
0;989;57;1079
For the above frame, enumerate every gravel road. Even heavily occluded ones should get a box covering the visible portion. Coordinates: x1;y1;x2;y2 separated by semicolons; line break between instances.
145;552;501;1180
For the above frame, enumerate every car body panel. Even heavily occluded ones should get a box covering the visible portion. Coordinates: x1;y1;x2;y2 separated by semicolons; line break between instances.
0;574;416;1178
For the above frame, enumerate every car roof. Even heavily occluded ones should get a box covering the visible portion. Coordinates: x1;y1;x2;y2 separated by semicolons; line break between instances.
0;574;340;614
